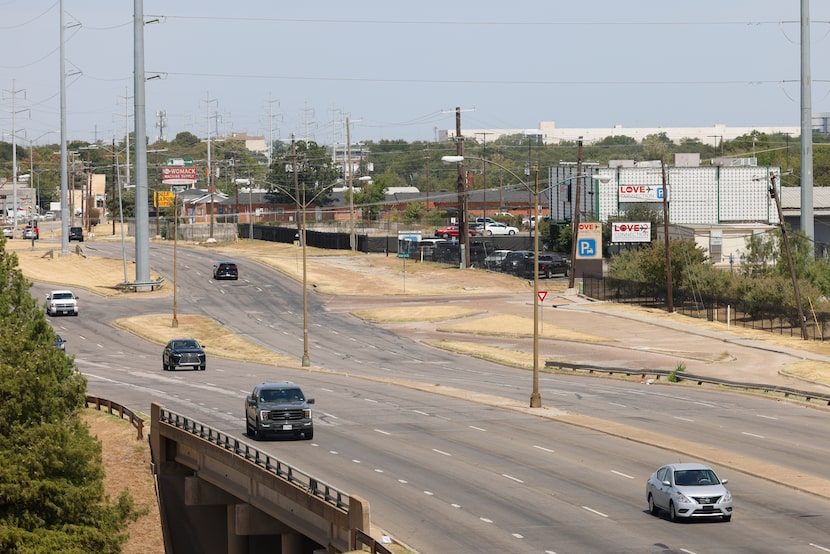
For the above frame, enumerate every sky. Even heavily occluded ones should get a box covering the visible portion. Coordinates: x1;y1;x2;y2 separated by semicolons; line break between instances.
1;1;829;148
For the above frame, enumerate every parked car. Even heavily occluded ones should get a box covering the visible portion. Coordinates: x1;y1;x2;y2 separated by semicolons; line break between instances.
45;290;79;316
68;226;84;242
514;252;571;278
414;238;448;259
2;227;13;239
162;338;206;371
484;249;512;271
475;217;497;226
41;211;56;221
23;225;39;240
646;463;733;522
501;250;532;273
245;382;315;440
434;225;476;239
482;222;519;236
431;240;494;265
213;261;239;280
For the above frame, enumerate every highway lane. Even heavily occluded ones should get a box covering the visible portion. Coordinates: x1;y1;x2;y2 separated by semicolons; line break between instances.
35;241;830;552
79;358;830;553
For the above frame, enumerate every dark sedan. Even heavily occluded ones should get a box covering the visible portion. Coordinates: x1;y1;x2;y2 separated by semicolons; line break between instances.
162;338;206;371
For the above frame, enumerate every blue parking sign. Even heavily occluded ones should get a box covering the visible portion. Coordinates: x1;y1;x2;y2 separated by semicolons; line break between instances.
577;238;597;257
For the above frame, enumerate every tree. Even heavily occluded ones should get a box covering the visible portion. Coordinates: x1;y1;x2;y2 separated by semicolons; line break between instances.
353;176;388;221
265;140;337;206
0;240;138;552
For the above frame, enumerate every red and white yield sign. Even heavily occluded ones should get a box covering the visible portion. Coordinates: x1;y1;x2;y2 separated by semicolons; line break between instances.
538;291;548;302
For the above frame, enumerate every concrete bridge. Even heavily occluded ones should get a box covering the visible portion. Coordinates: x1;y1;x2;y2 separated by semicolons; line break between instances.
150;403;386;554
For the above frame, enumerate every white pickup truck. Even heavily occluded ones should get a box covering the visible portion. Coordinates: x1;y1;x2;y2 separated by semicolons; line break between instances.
46;290;79;316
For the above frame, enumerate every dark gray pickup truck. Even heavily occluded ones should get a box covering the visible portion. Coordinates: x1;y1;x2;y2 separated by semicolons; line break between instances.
245;382;315;440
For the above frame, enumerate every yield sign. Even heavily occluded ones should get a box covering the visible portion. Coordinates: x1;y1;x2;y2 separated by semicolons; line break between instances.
538;291;548;302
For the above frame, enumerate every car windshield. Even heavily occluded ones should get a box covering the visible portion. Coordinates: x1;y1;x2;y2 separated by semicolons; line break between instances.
53;292;72;299
260;388;303;402
674;469;720;486
174;340;199;349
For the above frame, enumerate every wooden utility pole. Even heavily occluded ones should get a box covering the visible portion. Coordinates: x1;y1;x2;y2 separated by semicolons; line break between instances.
568;138;583;289
770;174;809;340
455;107;469;268
661;156;674;313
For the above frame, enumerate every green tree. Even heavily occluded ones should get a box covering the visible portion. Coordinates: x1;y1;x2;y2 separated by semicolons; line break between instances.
0;241;138;552
354;175;390;221
265;140;337;206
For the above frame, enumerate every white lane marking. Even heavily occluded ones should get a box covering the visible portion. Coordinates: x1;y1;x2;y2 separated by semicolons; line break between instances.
809;543;830;552
352;460;361;464
757;414;778;420
609;402;627;408
480;517;493;523
469;425;487;432
374;429;391;435
502;474;524;484
451;503;461;508
741;431;765;439
582;506;608;518
374;469;384;473
328;450;338;455
512;533;524;539
680;549;698;554
412;410;430;416
432;449;451;457
534;445;555;453
364;398;379;403
612;470;635;479
674;416;694;422
424;490;434;496
693;401;716;408
322;412;338;420
398;479;408;484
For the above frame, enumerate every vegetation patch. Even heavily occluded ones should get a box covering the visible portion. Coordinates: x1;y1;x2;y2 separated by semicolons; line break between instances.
114;313;295;365
780;360;830;387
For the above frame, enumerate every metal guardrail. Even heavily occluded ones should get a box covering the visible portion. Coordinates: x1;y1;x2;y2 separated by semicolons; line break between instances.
352;529;394;554
158;407;350;511
85;395;145;439
545;362;830;405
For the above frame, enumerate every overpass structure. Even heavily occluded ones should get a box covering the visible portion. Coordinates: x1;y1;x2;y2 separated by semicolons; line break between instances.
149;403;380;554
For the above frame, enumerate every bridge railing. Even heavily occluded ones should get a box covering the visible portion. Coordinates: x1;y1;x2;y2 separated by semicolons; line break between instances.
85;395;145;439
159;407;350;511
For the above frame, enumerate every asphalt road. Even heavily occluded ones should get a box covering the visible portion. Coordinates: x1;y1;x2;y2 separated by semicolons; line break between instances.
35;240;830;553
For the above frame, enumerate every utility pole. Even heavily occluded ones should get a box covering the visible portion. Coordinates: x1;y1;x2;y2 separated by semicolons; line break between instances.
476;132;492;230
346;116;355;251
568;137;584;289
3;80;28;231
770;174;809;340
661;155;674;313
202;93;218;239
455;107;469;268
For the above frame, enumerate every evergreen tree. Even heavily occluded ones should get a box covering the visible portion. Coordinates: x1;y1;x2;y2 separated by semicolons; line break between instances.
0;240;137;552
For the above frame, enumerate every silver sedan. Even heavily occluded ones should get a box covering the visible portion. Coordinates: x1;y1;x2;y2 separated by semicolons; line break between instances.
646;462;733;522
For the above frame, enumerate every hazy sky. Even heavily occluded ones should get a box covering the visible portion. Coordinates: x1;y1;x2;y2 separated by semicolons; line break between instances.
1;1;828;147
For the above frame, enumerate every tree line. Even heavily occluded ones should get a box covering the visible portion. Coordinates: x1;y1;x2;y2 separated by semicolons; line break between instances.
0;240;139;551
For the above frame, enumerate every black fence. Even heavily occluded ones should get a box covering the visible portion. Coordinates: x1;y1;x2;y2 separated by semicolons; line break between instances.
239;223;536;258
582;274;830;341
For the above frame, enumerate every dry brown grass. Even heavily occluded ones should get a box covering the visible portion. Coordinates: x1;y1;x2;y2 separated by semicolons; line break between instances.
82;409;163;554
114;313;295;366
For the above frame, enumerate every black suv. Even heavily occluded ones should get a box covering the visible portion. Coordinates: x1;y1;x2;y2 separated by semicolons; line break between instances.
68;226;84;242
213;261;239;280
245;382;315;440
516;252;570;278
